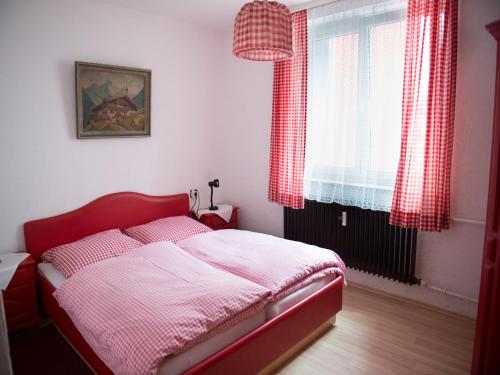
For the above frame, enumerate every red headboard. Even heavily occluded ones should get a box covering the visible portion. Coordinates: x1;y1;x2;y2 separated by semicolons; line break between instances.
24;192;189;262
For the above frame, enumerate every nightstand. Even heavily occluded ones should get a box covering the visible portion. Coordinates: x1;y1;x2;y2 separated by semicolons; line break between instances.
198;207;239;230
2;256;39;333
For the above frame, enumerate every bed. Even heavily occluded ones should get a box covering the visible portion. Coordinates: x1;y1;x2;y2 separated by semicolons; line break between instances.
24;192;343;374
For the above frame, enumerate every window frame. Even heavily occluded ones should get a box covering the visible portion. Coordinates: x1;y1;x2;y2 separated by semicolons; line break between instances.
306;8;406;190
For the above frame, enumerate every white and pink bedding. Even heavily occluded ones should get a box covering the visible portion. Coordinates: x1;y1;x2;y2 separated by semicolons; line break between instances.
177;229;345;300
54;241;271;375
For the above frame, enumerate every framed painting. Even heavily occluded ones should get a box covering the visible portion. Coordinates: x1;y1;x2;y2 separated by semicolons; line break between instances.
75;61;151;138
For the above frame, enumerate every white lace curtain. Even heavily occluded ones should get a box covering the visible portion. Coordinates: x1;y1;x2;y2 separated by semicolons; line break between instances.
304;0;407;212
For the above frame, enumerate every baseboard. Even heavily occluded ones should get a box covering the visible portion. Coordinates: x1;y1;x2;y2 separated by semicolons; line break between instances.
346;269;478;319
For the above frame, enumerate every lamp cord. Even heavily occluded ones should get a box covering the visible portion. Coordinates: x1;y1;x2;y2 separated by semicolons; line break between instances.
190;196;197;213
189;191;203;218
196;192;201;217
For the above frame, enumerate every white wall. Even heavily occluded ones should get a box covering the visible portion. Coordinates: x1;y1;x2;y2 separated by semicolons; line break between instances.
209;44;279;236
212;0;500;318
0;0;219;253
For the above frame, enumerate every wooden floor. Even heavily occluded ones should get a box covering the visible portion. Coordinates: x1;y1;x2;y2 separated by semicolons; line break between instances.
277;285;475;375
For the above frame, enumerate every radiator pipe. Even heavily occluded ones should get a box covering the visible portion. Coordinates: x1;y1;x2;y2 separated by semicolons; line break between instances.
420;280;478;303
452;217;485;225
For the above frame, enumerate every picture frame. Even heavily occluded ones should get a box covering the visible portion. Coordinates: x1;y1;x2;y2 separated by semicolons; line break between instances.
75;61;151;139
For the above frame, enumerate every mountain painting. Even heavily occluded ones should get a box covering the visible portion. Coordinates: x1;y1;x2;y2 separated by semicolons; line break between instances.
75;62;151;138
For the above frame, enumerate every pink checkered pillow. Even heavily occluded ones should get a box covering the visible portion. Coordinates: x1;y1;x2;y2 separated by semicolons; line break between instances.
124;215;212;244
42;229;143;278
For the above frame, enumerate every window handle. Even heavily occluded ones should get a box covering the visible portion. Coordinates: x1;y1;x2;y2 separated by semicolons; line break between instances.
338;211;347;227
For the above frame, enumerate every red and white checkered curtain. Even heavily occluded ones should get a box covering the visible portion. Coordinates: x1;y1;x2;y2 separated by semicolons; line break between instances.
390;0;458;232
268;11;308;209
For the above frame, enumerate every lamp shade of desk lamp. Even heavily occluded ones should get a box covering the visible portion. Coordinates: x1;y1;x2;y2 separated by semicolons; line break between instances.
208;179;219;211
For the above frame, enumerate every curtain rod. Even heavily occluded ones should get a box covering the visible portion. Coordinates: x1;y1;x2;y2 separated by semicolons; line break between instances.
290;0;403;13
290;0;342;13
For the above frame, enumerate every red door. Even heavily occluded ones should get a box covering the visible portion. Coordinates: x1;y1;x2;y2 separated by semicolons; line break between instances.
471;19;500;375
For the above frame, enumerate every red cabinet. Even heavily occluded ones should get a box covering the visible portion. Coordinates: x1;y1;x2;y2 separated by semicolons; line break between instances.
2;256;39;333
472;19;500;375
198;207;239;230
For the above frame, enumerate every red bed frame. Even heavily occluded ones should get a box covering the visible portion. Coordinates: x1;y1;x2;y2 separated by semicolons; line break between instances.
24;192;343;374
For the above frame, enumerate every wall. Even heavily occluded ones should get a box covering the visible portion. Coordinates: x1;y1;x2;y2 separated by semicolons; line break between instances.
212;0;500;318
0;0;219;253
208;48;279;236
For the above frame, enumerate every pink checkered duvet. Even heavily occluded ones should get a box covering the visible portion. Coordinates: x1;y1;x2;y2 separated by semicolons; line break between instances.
177;230;345;300
54;241;271;375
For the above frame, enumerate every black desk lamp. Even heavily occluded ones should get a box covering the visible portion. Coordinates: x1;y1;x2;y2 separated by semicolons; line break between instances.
208;179;219;210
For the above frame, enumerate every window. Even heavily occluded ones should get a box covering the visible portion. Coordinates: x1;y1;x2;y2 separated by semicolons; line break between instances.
304;0;407;212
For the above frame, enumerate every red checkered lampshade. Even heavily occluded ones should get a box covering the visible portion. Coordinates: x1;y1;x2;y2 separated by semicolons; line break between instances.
233;1;293;61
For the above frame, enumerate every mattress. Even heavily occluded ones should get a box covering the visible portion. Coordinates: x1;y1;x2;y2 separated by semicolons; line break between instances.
266;273;337;319
38;263;65;288
37;263;265;375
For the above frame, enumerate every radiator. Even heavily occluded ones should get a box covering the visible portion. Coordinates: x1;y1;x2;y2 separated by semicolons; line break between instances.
284;200;420;285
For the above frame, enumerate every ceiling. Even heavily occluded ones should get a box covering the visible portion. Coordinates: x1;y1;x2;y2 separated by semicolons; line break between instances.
91;0;326;31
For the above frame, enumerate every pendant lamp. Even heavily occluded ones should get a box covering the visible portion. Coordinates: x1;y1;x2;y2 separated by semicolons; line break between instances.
233;0;293;61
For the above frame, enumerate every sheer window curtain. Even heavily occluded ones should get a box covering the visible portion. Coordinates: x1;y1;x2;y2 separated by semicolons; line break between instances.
390;0;458;231
304;0;408;212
